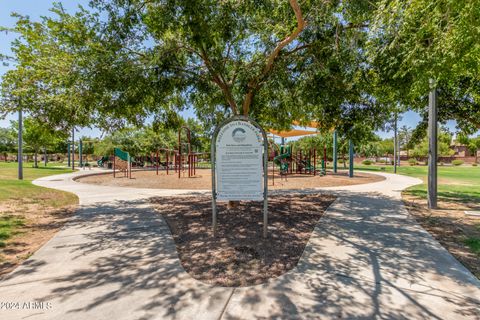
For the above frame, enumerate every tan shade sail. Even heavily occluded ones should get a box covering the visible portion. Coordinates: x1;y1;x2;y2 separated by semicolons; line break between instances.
269;129;318;138
292;120;319;128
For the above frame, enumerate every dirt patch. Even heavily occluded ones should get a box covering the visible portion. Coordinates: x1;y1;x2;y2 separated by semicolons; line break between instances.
402;193;480;279
78;168;384;190
151;194;336;287
0;201;76;277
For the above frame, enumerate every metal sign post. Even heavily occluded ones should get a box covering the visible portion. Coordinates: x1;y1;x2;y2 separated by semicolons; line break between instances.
211;116;269;238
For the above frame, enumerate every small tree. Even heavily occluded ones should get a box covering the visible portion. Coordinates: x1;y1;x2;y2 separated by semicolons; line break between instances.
0;127;16;161
21;118;65;167
457;134;480;163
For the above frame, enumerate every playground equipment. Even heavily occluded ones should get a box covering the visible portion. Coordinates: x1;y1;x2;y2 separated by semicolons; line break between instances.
166;125;210;178
127;126;210;178
176;126;194;178
274;145;291;175
97;156;110;168
269;142;330;186
113;147;132;179
268;121;339;185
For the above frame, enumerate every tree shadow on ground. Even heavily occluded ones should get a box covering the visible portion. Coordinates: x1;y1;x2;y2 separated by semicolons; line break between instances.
0;192;478;319
151;193;336;287
221;191;480;319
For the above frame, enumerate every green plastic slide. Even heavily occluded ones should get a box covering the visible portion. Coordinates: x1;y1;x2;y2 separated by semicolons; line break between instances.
114;148;130;162
274;145;291;172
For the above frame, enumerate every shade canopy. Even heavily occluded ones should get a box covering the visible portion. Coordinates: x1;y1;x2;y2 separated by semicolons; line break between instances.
268;129;318;138
292;120;319;128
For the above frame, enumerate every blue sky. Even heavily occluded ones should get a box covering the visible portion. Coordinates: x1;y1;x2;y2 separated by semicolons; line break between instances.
0;1;459;140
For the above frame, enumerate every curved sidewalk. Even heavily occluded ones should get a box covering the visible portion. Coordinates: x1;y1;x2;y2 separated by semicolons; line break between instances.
0;170;478;319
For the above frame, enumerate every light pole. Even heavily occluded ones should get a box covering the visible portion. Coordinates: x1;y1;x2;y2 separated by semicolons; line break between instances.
428;79;438;209
18;108;23;180
72;127;75;171
349;139;354;178
333;130;338;173
394;113;398;174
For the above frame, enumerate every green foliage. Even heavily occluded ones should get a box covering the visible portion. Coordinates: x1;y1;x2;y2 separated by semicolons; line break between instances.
1;0;479;147
0;0;397;140
0;127;16;153
94;119;207;157
362;160;373;165
8;118;68;166
457;134;480;157
472;163;478;167
409;127;454;157
367;0;480;134
452;160;464;166
464;238;480;255
408;158;418;166
0;6;102;130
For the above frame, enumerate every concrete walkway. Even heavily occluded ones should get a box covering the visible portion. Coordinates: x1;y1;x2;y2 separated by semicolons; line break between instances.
0;170;479;319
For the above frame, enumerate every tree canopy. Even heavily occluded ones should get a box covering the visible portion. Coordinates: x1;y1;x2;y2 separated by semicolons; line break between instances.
367;0;480;137
0;0;479;141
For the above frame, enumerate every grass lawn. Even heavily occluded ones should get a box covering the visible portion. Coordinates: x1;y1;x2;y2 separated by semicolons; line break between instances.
355;164;480;205
0;162;78;274
356;163;480;278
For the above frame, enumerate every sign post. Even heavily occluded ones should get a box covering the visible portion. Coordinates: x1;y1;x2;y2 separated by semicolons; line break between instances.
211;116;268;238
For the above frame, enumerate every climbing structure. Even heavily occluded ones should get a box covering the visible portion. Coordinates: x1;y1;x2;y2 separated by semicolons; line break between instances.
113;147;131;178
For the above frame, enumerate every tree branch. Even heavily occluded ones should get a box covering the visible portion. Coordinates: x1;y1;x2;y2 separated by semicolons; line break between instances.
242;0;306;115
199;47;238;114
282;44;311;56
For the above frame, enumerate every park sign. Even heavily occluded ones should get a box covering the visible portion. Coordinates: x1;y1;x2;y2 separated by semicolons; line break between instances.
216;121;263;200
211;116;268;238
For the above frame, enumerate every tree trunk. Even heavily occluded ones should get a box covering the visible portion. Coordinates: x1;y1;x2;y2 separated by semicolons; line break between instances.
34;150;38;168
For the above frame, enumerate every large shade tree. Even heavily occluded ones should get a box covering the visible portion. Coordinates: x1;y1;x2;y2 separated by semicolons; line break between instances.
2;1;397;136
367;0;480;136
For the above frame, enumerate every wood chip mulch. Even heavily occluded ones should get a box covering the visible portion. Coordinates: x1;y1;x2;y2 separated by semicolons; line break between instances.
151;194;336;287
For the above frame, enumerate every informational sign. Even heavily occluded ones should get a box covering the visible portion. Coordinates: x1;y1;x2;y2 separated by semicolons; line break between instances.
215;120;264;200
211;116;269;238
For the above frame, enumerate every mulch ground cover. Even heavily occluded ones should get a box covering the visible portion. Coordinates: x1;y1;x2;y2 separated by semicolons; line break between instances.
151;193;336;287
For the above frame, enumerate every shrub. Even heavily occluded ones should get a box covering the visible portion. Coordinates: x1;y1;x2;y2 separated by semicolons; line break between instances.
472;163;478;167
439;162;444;166
377;159;386;163
362;160;372;165
408;158;417;166
452;159;464;166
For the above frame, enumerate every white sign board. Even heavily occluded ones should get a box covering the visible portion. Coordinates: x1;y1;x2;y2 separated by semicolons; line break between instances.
215;120;264;201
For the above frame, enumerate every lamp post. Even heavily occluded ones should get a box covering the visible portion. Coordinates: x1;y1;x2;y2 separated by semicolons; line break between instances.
394;113;398;174
428;79;438;209
349;139;354;178
333;130;338;173
72;127;75;171
18;108;23;180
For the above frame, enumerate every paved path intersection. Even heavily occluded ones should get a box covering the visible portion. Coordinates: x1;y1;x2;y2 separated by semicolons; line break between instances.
0;169;479;319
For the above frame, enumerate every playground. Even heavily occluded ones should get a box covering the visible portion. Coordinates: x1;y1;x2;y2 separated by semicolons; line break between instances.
1;1;480;318
76;168;384;190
